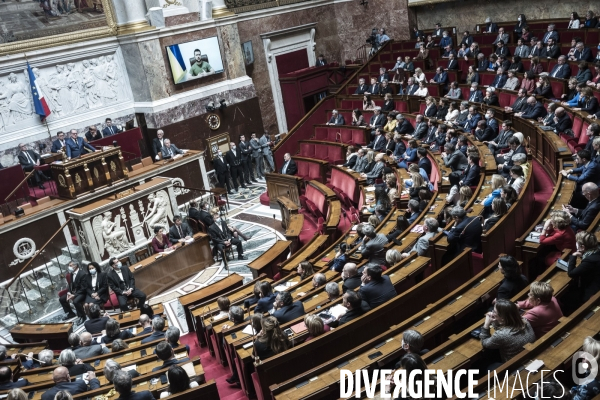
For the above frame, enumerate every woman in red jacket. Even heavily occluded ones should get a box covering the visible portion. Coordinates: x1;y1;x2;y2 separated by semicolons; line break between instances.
516;281;563;339
539;210;576;267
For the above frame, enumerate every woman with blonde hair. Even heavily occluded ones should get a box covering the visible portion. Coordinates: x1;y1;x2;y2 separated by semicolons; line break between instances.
483;174;506;208
7;389;28;400
568;231;600;303
413;68;426;83
516;281;562;338
255;316;291;359
386;249;402;268
539;210;576;267
458;186;473;208
466;65;479;84
408;172;426;202
534;75;552;98
385;174;398;202
304;314;327;342
363;150;376;173
483;198;508;231
382;93;395;112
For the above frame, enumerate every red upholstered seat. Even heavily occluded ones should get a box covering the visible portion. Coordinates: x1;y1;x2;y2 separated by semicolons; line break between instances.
396;101;408;112
306;199;324;220
498;92;512;108
572;116;584;138
328;145;344;164
339;128;353;144
296;160;309;179
419;103;426;115
315;145;329;162
480;74;495;86
300;142;315;158
299;195;308;210
460;86;470;101
521;59;531;71
317;217;325;235
307;163;323;182
341;100;353;108
349;206;360;224
427;85;440;97
550;80;564;99
314;127;328;140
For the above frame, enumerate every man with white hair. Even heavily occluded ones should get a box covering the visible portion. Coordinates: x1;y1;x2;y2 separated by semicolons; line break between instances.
280;153;297;175
160;139;183;160
367;107;385;129
18;143;46;189
153;129;166;161
361;153;385;184
354;78;368;95
326;110;345;125
401;218;441;258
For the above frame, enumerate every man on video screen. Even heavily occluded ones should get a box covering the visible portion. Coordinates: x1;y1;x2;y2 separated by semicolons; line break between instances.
190;49;212;76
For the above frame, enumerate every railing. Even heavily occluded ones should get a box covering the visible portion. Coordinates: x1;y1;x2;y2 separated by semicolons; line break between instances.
0;218;75;330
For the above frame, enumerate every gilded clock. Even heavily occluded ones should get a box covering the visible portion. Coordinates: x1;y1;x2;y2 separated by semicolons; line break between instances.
207;114;221;130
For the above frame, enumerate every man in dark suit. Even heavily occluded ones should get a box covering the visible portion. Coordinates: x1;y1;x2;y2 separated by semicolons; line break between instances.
212;149;233;194
73;332;109;359
225;141;246;192
354;78;368;95
548;107;573;134
505;88;528;114
112;370;155;400
367;107;386;129
197;202;214;229
316;54;327;67
442;206;482;264
541;24;559;44
360;225;388;265
488;121;514;155
549;56;571;79
51;131;67;153
489;68;507;89
463;106;482;132
208;215;246;261
412;115;428;140
494;41;509;58
136;314;152;337
446;53;459;70
545;38;561;59
460;31;473;47
395;114;414;135
168;215;193;243
272;291;304;324
430;67;448;88
467;83;483;103
41;366;100;400
359;264;396;309
417;148;432;177
140;317;166;344
566;183;600;230
498;136;527;177
365;78;380;95
0;366;29;390
59;261;87;323
152;130;166;161
377;67;390;83
238;134;255;184
341;263;361;292
328;291;369;327
85;125;103;142
152;342;190;372
280;153;297;175
460;154;482;187
367;128;386;152
18;143;46;189
570;42;593;62
528;41;547;58
187;201;202;223
65;129;97;159
442;143;468;172
102;118;122;137
561;151;600;203
326;110;345;125
160;139;183;160
473;120;496;142
405;78;419;95
516;97;547;120
484;18;498;33
107;258;147;312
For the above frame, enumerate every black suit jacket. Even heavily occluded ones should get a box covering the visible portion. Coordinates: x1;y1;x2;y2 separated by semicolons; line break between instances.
369;114;386;128
239;140;251;160
359;276;397;308
208;221;233;245
280;159;297;175
188;207;202;222
497;275;529;301
354;84;368;95
152;138;166;158
85;130;103;142
0;378;29;390
447;59;459;70
225;147;242;167
446;216;482;253
212;156;229;175
418;157;432;177
151;357;190;372
198;209;214;228
572;199;600;230
272;302;305;324
342;275;361;292
68;269;87;296
18;150;40;169
83;272;109;303
168;223;193;243
41;379;100;400
102;126;122;137
461;164;481;187
51;139;66;153
115;391;155;400
545;45;561;59
107;266;137;295
413;122;428;140
396;120;414;135
424;104;438;117
521;102;547;120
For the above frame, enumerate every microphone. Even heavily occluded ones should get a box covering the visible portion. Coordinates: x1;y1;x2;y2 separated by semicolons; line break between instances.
273;214;280;242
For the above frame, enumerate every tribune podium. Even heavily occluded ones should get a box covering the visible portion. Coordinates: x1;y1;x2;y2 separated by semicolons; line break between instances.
265;173;302;208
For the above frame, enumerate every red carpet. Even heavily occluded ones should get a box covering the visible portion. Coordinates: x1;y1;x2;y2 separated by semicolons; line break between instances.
28;180;58;200
180;333;248;399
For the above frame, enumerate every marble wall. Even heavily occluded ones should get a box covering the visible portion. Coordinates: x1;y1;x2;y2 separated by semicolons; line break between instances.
414;0;599;33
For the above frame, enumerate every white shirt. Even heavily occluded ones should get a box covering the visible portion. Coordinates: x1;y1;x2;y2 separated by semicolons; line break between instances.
160;382;199;398
91;275;97;289
415;87;429;97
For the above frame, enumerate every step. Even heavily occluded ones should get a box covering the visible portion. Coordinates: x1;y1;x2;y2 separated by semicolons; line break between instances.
51;254;73;270
61;245;82;260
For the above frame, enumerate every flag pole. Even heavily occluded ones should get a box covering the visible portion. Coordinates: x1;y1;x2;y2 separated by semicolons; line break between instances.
43;119;52;142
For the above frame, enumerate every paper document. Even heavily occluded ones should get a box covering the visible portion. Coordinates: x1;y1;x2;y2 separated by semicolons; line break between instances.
242;324;256;335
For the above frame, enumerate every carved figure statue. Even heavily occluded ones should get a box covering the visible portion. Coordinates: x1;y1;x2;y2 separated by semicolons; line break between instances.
65;63;84;112
129;204;141;226
92;211;132;257
32;67;62;117
5;73;32;124
81;60;100;109
143;191;173;233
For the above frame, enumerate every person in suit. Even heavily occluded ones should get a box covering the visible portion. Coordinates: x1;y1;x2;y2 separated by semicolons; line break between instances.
489;68;507;89
367;107;385;130
549;56;571;79
136;314;153;337
493;27;509;46
405;77;419;95
463;106;482;132
417;148;432;177
65;129;97;159
361;153;385;184
395;114;414;136
505;88;528;114
254;282;276;314
85;125;102;142
259;132;275;172
326;110;345;125
187;201;202;223
238;135;255;184
570;42;593;62
212;149;233;194
484;17;498;33
567;231;600;303
329;291;369;327
102;118;122;137
495;255;529;302
545;38;561;59
316;54;327;67
359;264;396;308
41;367;100;400
498;137;527;177
153;130;167;161
548;107;573;134
82;262;109;314
460;154;482;187
529;41;547;58
423;97;438;118
112;370;155;400
272;291;305;324
107;257;147;311
514;39;530;58
365;77;380;95
411;115;427;140
196;201;214;229
516;96;547;120
84;304;110;334
141;317;166;344
474;120;496;142
377;67;389;83
442;206;482;264
488;120;514;155
430;67;448;88
467;83;483;103
280;153;297;175
442;143;468;172
168;215;193;244
367;128;386;152
104;360;140;385
0;366;28;390
541;24;559;44
446;53;459;70
565;183;600;231
225;142;246;192
51;131;67;153
160;139;183;160
58;261;87;323
341;263;361;292
354;78;368;95
208;214;246;261
401;218;441;257
249;133;264;180
17;143;46;189
72;332;109;359
360;224;388;265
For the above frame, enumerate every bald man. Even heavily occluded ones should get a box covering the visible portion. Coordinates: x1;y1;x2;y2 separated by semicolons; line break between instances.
565;183;600;230
341;263;361;292
280;153;297;175
550;107;573;133
73;332;109;359
0;366;28;390
41;366;99;400
137;314;152;336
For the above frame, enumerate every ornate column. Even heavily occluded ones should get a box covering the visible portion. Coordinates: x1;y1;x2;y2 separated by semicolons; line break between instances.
110;0;154;35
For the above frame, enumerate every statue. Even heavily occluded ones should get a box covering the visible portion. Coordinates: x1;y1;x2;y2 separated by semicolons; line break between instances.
92;211;132;258
81;60;100;109
4;73;32;124
143;191;173;234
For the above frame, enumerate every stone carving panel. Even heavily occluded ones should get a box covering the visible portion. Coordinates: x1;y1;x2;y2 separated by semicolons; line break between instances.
92;211;133;258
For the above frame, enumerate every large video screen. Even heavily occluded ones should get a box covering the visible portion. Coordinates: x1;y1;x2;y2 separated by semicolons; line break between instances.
166;36;224;84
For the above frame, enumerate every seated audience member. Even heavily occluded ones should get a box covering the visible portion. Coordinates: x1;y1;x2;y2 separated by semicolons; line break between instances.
254;316;291;360
325;282;340;302
112;370;155;400
342;146;358;169
395;114;414;135
104;360;140;384
386;215;410;242
505;88;528;114
84;304;110;334
296;261;314;280
272;291;305;324
549;56;571;79
442;142;468;172
406;199;420;224
516;281;563;339
565;183;600;230
169;215;193;244
539;210;576;267
442;206;482;263
103;319;134;344
73;332;109;359
311;273;327;289
510;165;525;194
567;232;600;304
111;340;129;353
208;213;247;261
501;185;519;209
159;365;199;398
0;366;28;390
354;78;368;95
152;342;190;372
341;263;362;292
107;257;147;311
166;326;190;354
496;255;528;302
479;299;535;364
483;174;507;210
570;337;600;400
533;76;552;98
160;139;184;159
328;291;369;328
137;314;152;336
326;110;345;125
51;131;67;153
40;366;100;400
401;218;440;258
140;317;166;344
84;125;102;142
515;96;547;120
304;314;328;342
83;262;109;314
460;154;482;187
57;349;94;376
151;227;172;253
255;281;277;314
361;153;385;184
561;150;600;194
497;137;526;178
360;224;389;264
102;118;123;137
483;198;508;231
359;265;397;308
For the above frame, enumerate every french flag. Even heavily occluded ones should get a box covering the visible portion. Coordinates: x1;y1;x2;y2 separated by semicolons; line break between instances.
26;62;51;122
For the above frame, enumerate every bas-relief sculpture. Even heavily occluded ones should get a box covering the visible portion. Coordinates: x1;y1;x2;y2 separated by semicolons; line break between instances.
92;211;133;258
143;190;174;233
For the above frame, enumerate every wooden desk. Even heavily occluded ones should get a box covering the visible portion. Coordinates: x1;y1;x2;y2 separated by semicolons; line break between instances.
285;214;304;253
247;240;291;279
277;196;298;230
10;322;73;350
50;147;128;199
265;173;303;208
128;233;213;297
280;234;329;276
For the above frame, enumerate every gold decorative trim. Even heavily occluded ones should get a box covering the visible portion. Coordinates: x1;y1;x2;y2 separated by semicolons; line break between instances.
58;175;67;188
212;8;236;18
231;1;278;14
110;161;117;173
75;173;82;188
116;21;155;35
93;168;100;180
0;0;118;55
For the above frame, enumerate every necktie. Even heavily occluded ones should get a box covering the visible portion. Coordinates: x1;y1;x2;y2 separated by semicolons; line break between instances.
552;66;561;77
169;148;173;156
470;92;475;101
282;162;288;174
373;85;376;92
60;140;64;147
110;127;114;135
178;225;183;238
25;151;34;164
